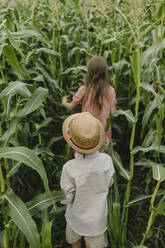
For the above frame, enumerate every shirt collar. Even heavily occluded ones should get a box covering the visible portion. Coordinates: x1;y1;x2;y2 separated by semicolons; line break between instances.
85;151;100;158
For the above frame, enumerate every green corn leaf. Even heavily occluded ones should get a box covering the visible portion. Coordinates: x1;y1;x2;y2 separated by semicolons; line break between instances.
113;59;129;73
110;148;130;180
11;30;49;46
0;231;3;247
127;191;165;207
6;29;25;59
114;6;135;36
60;34;70;46
133;246;148;248
17;232;26;248
0;83;6;92
124;35;135;58
47;136;63;148
34;147;54;157
141;97;158;136
69;47;92;56
41;210;52;248
41;220;53;248
5;189;40;248
159;84;165;94
132;49;141;87
133;144;165;155
0;81;30;100
35;47;59;56
62;66;87;74
110;202;121;238
3;43;30;79
32;74;44;82
105;116;112;132
59;0;65;4
3;45;24;78
26;190;62;216
0;42;7;56
102;38;116;45
0;146;49;190
111;47;116;64
151;202;165;216
8;161;22;177
113;109;135;123
141;41;165;67
135;159;165;168
142;129;157;148
16;86;32;98
16;87;48;117
32;118;53;137
127;194;153;207
72;0;79;7
142;83;157;97
139;23;152;32
107;199;121;247
152;165;165;181
34;66;59;88
0;118;19;146
156;2;165;19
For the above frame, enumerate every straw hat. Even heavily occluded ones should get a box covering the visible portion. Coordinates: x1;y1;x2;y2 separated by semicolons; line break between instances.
62;112;105;154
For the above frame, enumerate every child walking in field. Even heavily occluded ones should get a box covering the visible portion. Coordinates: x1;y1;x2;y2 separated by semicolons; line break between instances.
62;56;116;146
60;112;115;248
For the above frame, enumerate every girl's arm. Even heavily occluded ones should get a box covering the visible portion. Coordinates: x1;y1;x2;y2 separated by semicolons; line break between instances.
62;86;85;110
62;96;77;111
111;104;116;114
110;86;116;114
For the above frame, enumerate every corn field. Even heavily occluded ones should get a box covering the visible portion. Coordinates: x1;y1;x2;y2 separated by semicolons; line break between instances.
0;0;165;247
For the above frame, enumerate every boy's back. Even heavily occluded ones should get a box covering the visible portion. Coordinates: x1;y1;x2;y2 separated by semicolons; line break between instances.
61;112;115;248
60;151;115;236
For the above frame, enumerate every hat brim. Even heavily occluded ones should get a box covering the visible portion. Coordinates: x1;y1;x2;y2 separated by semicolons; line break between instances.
62;113;105;154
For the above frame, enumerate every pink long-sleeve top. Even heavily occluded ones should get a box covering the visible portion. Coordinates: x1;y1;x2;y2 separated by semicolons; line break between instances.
72;85;116;143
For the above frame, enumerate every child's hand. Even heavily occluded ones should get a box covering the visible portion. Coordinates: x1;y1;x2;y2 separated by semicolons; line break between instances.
62;96;77;110
62;96;69;105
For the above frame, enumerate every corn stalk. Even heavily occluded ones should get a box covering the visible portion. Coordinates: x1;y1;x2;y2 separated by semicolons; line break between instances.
121;49;141;247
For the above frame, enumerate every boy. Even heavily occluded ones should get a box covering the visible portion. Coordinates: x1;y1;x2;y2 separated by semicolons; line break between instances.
60;112;115;248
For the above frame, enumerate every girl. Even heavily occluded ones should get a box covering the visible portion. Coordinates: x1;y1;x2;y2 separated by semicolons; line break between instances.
62;56;116;145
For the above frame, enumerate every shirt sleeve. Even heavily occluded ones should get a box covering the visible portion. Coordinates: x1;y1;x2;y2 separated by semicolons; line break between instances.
60;165;75;204
72;85;86;104
108;157;115;187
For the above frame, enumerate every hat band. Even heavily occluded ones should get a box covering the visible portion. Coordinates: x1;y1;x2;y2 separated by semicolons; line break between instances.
70;137;99;151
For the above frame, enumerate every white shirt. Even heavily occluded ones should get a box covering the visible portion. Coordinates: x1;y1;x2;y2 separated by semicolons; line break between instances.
60;151;115;236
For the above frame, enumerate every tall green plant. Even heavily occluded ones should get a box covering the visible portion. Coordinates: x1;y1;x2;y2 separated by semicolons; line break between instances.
0;79;50;247
140;165;165;246
120;48;141;247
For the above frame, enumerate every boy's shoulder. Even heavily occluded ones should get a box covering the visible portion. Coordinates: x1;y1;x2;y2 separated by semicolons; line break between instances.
63;158;75;168
99;152;112;160
62;157;81;170
99;152;114;167
88;152;113;165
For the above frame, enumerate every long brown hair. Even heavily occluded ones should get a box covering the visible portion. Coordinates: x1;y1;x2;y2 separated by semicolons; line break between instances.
83;56;108;110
